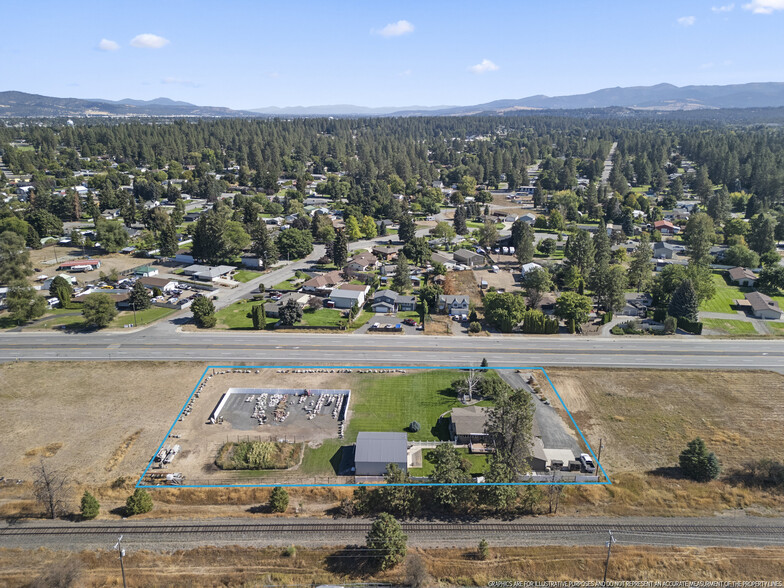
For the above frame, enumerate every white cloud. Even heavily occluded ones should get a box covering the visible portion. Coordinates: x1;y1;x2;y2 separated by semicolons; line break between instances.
98;38;119;51
398;69;412;77
162;77;198;88
743;0;784;13
373;20;414;37
130;33;170;49
677;15;696;26
711;3;735;11
468;59;499;74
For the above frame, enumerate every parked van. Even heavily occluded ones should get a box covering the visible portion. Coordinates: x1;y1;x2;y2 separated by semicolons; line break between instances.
502;246;509;254
491;265;499;273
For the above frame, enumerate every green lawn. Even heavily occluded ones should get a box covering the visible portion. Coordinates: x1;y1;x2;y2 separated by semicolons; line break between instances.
273;279;297;290
699;272;751;314
408;448;489;477
215;298;263;329
233;269;262;283
348;309;376;330
701;318;757;336
466;221;504;230
300;308;344;327
27;313;86;330
397;310;420;320
299;439;345;475
109;306;175;328
346;370;464;442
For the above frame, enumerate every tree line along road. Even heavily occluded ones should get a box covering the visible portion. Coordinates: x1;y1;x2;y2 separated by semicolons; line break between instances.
1;332;784;369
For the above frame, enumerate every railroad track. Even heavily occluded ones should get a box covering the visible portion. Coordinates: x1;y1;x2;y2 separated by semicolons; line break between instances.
2;521;783;537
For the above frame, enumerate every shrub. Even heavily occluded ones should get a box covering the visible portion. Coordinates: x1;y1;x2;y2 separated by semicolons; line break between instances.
269;486;289;513
468;321;482;333
478;539;490;560
283;545;297;557
677;316;703;335
126;488;153;515
664;316;677;334
409;421;421;432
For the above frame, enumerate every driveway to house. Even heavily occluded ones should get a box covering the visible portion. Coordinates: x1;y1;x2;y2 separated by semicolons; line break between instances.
497;370;583;455
353;313;421;336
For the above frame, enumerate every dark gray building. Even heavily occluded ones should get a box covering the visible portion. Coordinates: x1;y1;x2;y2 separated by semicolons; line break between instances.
354;432;408;476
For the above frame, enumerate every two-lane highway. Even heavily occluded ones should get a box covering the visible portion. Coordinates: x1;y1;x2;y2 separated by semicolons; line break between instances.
2;331;784;369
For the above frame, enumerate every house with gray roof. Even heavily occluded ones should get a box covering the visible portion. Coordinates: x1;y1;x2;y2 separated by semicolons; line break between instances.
653;241;677;259
744;291;782;320
453;249;484;267
728;267;757;287
354;432;408;476
371;290;417;313
439;294;470;316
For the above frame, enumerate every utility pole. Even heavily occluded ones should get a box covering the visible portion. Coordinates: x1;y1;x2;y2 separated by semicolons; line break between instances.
597;438;604;464
113;535;127;588
602;530;616;586
131;301;137;327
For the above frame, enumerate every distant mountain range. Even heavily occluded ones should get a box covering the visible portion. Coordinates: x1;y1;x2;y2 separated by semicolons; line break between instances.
3;82;784;118
249;104;456;116
0;91;254;117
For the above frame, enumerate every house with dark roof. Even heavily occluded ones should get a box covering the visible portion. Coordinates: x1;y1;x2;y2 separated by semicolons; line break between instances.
439;294;470;316
653;241;677;259
728;267;757;288
449;406;490;446
345;252;378;272
371;290;417;313
453;249;484;267
372;245;399;261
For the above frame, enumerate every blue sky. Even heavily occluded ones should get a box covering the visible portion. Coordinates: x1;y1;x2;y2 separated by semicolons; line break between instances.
2;0;783;109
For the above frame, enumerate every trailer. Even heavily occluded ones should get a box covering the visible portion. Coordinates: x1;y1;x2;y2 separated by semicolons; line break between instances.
163;444;181;464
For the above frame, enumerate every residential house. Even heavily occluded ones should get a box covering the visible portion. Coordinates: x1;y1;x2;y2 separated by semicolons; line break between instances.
453;249;484;267
728;267;757;288
439;294;470;316
519;212;537;225
653;220;678;236
101;208;121;220
265;292;310;318
430;252;455;267
449;406;490;445
520;262;543;276
744;291;783;320
372;245;399;261
371;290;417;313
301;270;344;293
329;284;368;309
345;252;378;273
653;242;677;259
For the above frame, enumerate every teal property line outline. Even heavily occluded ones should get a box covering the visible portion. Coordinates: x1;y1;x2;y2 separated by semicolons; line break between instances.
135;365;611;489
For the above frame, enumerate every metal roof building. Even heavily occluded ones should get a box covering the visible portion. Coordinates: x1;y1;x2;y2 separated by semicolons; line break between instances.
354;432;407;476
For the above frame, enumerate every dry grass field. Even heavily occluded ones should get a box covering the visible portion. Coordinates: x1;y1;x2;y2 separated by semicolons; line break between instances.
543;368;784;515
2;545;782;587
0;361;206;486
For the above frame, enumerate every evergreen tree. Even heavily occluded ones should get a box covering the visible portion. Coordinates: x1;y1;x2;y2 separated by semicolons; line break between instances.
125;488;153;515
684;212;716;265
392;253;411;293
129;280;152;310
366;513;408;571
278;298;303;326
679;438;721;482
0;230;34;283
191;296;217;328
749;213;777;256
453;206;468;235
251;220;279;268
251;304;266;330
668;279;699;322
158;218;179;257
627;235;653;292
593;222;611;266
332;228;348;267
513;221;535;264
6;281;47;324
269;487;289;512
80;490;100;520
398;214;416;243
